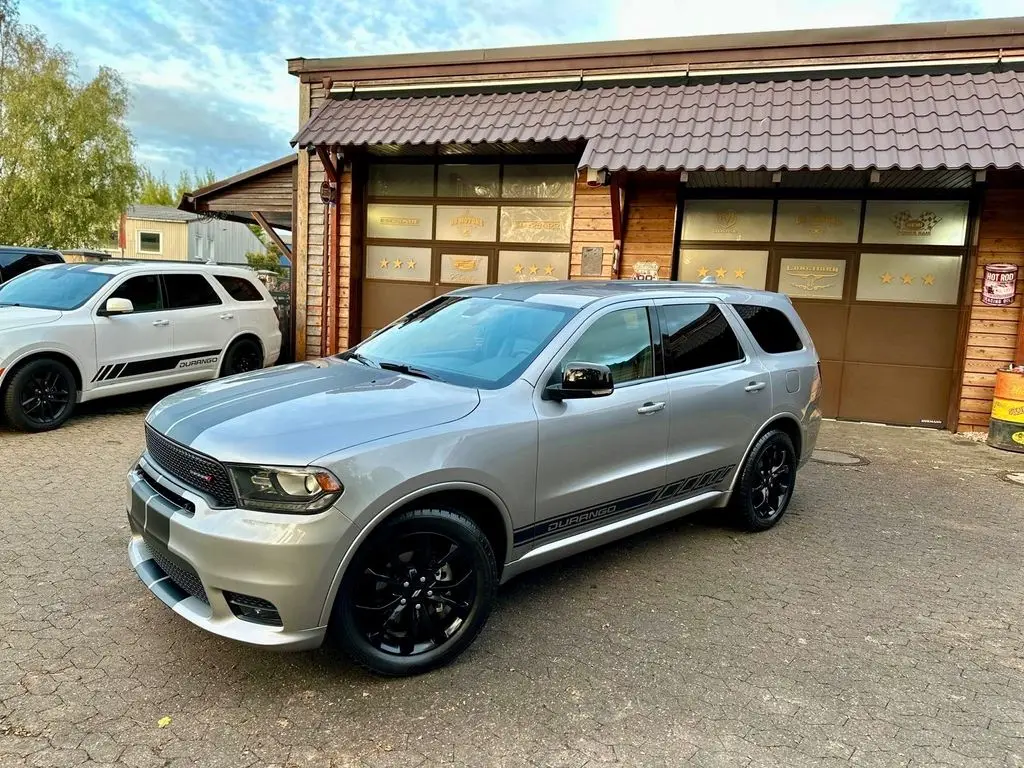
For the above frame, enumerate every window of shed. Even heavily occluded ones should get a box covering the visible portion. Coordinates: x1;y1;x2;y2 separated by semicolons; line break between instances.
138;232;161;253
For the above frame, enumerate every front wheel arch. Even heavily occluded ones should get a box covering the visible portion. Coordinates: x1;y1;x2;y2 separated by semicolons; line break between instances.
218;334;264;377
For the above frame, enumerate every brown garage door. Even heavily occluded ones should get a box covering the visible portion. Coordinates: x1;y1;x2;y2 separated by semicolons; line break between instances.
359;161;577;340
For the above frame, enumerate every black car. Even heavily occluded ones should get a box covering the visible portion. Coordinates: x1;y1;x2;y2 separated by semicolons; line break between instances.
0;246;65;285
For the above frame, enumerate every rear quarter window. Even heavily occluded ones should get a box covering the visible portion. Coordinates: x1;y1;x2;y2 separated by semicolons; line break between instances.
733;304;804;354
215;275;264;302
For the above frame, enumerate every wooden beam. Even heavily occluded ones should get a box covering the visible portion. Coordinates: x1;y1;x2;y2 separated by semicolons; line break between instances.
252;211;292;257
1016;298;1024;365
315;146;339;186
609;177;627;278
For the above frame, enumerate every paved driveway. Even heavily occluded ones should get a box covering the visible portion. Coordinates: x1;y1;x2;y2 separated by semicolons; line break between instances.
1;396;1023;767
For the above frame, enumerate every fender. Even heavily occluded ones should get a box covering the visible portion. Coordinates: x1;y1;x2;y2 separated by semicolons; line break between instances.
317;480;515;627
717;411;806;504
0;343;88;397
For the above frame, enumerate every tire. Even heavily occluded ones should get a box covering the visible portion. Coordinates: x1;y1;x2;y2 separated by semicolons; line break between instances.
2;357;77;432
729;429;797;532
220;338;263;377
331;508;498;676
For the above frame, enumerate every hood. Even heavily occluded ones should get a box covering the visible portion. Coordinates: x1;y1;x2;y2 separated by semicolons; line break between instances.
146;357;481;466
0;306;62;329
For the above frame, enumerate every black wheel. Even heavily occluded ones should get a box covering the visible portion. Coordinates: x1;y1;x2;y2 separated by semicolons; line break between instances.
730;430;797;532
2;358;77;432
220;338;263;377
331;508;498;676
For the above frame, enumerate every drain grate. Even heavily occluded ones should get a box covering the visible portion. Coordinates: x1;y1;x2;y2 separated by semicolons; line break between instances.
811;449;869;466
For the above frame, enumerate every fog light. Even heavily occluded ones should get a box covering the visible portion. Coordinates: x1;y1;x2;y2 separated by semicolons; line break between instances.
224;592;282;626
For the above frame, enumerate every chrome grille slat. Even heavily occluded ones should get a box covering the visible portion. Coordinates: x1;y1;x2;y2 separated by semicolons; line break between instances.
144;425;235;507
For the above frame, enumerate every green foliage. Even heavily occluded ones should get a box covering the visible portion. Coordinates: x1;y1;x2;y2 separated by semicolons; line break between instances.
245;224;285;275
139;167;218;206
0;0;141;248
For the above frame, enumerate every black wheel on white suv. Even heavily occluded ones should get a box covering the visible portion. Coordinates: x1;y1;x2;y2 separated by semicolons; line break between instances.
730;429;797;532
221;338;263;377
331;508;498;676
2;357;77;432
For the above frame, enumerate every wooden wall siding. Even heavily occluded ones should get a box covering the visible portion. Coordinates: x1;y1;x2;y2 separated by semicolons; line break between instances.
620;173;677;280
121;219;189;260
957;183;1024;431
202;165;294;213
570;177;614;279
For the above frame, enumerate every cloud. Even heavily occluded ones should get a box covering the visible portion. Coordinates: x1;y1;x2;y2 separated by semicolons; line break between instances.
20;0;1022;182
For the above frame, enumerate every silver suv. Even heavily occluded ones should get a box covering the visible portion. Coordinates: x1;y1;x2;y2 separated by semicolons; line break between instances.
128;281;821;676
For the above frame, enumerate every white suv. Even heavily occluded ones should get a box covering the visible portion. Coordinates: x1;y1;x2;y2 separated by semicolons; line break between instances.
0;262;282;431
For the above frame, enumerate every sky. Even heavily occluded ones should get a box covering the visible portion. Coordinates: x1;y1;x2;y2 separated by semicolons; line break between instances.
20;0;1024;183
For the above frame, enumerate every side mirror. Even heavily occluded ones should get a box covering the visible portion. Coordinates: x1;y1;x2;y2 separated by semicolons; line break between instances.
100;297;134;316
544;362;614;401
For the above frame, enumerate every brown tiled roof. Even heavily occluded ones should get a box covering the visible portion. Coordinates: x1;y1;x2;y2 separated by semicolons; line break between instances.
294;71;1024;171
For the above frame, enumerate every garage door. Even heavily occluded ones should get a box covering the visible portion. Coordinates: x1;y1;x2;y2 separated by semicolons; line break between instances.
359;162;575;340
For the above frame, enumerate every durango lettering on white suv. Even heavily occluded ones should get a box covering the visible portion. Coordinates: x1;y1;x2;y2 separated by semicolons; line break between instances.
0;262;282;431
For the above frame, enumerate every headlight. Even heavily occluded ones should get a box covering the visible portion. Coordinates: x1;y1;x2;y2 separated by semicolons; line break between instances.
227;465;343;514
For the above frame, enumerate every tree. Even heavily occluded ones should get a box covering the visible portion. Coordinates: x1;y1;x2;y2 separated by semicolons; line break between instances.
138;167;217;206
0;0;140;248
245;224;285;275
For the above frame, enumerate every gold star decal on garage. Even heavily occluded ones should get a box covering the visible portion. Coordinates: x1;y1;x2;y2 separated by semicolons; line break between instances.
514;263;524;274
697;266;709;278
392;259;403;269
880;272;894;284
901;273;914;285
378;258;389;270
923;274;936;286
715;267;728;279
544;265;554;275
734;268;746;279
405;260;416;269
529;264;539;275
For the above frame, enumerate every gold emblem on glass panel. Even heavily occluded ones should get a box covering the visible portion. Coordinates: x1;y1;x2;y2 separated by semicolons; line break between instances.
713;210;739;234
901;273;914;285
529;265;539;275
785;265;839;293
734;268;746;279
406;260;416;269
880;272;894;284
514;263;524;274
714;267;728;279
392;259;403;269
544;265;555;276
378;258;389;270
697;266;709;278
923;274;936;286
890;210;942;237
452;258;478;272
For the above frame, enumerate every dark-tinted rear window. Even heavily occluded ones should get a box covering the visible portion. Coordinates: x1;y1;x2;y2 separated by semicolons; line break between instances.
0;250;63;283
659;303;743;374
163;274;222;309
734;304;804;354
215;275;264;302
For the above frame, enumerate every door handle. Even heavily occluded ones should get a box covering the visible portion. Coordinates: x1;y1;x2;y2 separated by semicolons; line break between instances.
219;313;234;320
637;401;666;415
152;319;170;327
744;381;767;392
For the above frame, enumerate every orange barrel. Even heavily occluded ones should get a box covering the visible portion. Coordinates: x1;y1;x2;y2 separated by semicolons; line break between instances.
988;369;1024;453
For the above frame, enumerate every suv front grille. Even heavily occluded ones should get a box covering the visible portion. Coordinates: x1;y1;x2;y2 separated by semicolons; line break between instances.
145;425;235;507
143;536;209;605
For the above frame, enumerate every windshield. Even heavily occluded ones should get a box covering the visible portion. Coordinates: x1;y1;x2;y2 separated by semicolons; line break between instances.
0;267;112;311
350;296;576;389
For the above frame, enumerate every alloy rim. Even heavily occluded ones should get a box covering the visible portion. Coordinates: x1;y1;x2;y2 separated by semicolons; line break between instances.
20;368;71;425
352;532;476;657
231;347;259;374
751;443;793;520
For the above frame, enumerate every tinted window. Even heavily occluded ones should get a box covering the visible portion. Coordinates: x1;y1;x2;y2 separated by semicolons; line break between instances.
139;232;161;253
0;267;111;310
660;304;743;374
215;275;263;302
354;296;575;390
0;251;62;282
558;307;653;385
734;304;804;354
109;275;162;312
163;274;221;309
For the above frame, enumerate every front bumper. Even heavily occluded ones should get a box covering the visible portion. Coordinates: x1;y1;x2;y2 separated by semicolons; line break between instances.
126;455;355;650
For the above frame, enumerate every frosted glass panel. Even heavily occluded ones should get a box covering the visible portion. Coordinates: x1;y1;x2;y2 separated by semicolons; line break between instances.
365;246;432;282
366;204;433;240
497;250;570;282
435;205;498;242
368;165;434;197
775;200;862;243
681;200;773;242
438;165;499;198
677;249;769;289
499;206;572;244
501;165;575;200
862;201;969;246
440;253;489;285
778;258;847;300
856;253;962;304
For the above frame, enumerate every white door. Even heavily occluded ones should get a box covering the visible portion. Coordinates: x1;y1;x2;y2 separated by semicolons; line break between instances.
161;273;237;377
91;274;175;390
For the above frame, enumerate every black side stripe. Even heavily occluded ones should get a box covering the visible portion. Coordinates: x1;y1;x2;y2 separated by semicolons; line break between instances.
513;464;735;546
94;349;221;383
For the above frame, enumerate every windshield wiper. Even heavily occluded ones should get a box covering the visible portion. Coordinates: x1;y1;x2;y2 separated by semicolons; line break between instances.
377;361;442;382
337;351;380;368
